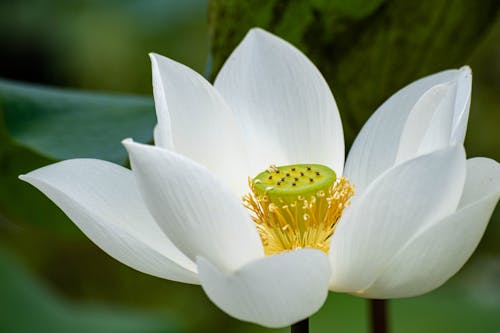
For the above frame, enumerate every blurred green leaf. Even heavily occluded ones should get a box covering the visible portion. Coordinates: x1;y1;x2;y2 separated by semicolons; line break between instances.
310;0;385;19
0;0;208;93
0;79;156;233
0;109;72;232
0;247;180;333
0;79;156;164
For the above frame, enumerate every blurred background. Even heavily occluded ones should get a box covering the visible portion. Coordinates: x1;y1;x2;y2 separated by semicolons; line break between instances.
0;1;499;332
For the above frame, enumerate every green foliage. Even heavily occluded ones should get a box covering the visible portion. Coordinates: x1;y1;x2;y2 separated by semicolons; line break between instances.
0;80;156;232
0;79;155;164
310;0;385;19
0;247;180;333
0;0;208;93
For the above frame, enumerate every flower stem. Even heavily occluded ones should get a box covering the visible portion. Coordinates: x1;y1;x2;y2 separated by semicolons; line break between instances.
291;318;309;333
370;299;389;333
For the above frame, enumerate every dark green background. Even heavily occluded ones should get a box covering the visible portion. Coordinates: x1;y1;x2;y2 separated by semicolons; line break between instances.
0;1;499;332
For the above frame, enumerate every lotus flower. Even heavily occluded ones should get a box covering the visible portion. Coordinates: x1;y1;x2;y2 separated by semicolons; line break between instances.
20;28;500;328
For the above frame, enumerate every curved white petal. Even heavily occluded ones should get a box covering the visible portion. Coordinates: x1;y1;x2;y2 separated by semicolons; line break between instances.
360;158;500;298
197;249;329;328
458;157;499;207
450;66;472;145
329;146;466;293
214;28;344;177
345;67;471;192
396;67;472;164
124;140;264;271
395;83;456;164
19;159;198;284
150;53;249;194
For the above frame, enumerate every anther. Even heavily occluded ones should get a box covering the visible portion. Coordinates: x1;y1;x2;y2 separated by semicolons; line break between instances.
277;181;281;185
268;175;272;180
316;171;320;176
309;178;314;182
307;166;312;171
268;165;279;173
286;173;290;177
294;177;299;181
300;172;305;176
292;183;296;186
291;168;296;171
281;177;285;182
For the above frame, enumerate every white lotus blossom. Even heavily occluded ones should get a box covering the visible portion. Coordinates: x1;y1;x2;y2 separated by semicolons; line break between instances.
20;28;499;328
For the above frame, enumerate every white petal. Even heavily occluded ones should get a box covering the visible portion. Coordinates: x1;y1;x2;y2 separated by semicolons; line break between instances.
345;67;471;192
153;123;168;147
360;157;500;298
214;28;344;177
197;249;330;328
395;83;456;164
450;66;472;145
150;53;249;194
124;140;264;271
458;157;499;207
19;159;198;284
329;146;466;293
396;67;472;164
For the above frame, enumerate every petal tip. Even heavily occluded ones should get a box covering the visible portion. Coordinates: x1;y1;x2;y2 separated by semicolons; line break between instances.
244;27;277;45
148;52;159;62
122;138;137;152
457;66;472;84
148;52;173;69
247;27;268;37
121;137;134;145
459;65;472;75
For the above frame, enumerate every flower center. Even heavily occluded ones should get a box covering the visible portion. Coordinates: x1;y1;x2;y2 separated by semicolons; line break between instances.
243;164;354;255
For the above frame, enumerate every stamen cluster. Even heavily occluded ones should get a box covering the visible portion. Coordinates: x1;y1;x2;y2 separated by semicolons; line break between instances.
243;165;354;255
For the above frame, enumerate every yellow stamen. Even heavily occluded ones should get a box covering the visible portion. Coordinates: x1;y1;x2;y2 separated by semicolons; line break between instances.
243;164;354;255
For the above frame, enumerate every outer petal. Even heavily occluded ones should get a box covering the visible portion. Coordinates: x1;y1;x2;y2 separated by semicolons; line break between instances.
150;53;249;194
360;158;500;298
214;28;344;177
329;146;466;293
19;159;198;284
124;140;264;271
345;67;471;192
197;249;330;328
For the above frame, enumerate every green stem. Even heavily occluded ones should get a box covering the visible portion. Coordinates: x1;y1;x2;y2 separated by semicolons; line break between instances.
291;318;309;333
370;299;389;333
